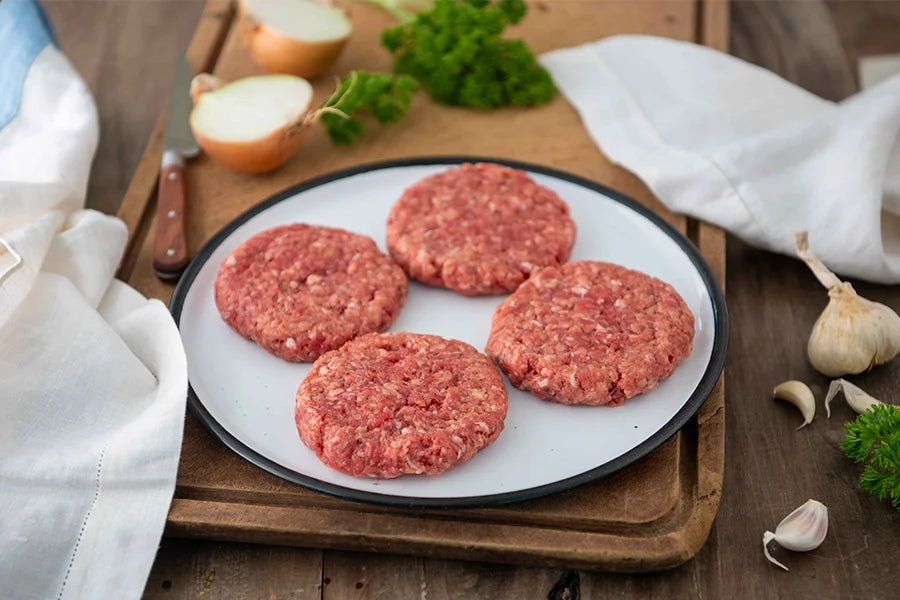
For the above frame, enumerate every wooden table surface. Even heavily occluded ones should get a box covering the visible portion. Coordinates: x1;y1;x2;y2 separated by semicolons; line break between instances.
42;0;900;597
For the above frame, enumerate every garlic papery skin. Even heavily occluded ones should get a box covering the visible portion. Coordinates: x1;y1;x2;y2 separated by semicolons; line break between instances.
763;499;829;571
808;283;900;377
772;380;815;430
824;379;882;417
795;232;900;377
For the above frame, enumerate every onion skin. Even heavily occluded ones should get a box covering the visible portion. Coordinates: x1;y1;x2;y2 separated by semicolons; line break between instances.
239;15;349;79
190;73;224;101
192;122;309;174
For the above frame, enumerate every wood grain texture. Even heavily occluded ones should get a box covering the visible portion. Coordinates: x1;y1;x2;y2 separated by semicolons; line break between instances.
730;0;856;101
699;0;729;52
171;415;684;527
143;538;323;600
118;113;167;281
826;0;900;88
322;551;565;600
42;0;205;216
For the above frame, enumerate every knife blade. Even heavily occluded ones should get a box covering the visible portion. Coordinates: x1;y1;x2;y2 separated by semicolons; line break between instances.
153;55;199;280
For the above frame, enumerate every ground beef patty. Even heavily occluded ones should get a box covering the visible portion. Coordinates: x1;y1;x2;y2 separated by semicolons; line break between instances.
295;332;508;478
215;224;407;362
486;261;695;406
386;163;576;295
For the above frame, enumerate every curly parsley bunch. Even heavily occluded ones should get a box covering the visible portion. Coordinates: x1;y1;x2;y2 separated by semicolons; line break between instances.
843;403;900;513
381;0;556;109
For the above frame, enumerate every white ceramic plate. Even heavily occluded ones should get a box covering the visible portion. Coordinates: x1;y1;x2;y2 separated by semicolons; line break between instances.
172;157;728;507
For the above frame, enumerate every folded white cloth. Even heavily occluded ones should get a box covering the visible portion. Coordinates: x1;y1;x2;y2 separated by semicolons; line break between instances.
541;35;900;284
0;2;187;598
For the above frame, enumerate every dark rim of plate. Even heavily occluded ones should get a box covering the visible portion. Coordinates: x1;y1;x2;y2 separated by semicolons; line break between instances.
170;155;729;509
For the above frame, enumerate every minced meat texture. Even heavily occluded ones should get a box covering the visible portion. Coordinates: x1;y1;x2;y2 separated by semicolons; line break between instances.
215;224;407;362
386;163;576;295
486;261;695;406
295;332;508;478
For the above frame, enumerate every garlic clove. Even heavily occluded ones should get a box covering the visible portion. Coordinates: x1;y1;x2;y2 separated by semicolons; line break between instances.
763;499;829;571
773;499;828;551
824;379;882;417
772;380;816;430
795;231;900;377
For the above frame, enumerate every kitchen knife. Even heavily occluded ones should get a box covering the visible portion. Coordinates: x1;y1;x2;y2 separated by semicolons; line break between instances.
153;55;199;280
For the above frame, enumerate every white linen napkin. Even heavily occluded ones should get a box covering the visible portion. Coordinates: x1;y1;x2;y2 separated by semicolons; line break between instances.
0;2;187;598
541;35;900;284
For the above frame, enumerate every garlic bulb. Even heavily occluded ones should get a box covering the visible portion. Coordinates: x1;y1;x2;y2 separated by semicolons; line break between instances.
772;380;816;430
824;379;882;417
763;499;829;571
795;232;900;377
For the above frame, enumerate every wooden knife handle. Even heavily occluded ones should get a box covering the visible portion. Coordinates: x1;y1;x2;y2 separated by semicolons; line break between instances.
153;153;190;279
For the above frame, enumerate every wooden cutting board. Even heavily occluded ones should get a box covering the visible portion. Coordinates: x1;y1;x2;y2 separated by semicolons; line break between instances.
118;0;728;571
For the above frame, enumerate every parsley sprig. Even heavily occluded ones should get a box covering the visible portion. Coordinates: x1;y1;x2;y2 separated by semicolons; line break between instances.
842;403;900;513
319;71;419;145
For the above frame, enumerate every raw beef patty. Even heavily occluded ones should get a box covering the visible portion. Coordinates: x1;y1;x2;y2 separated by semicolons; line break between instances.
215;224;407;362
486;261;695;406
386;162;576;295
295;332;508;478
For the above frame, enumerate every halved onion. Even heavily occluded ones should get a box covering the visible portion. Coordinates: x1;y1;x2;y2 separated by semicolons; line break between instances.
189;73;315;174
239;0;352;79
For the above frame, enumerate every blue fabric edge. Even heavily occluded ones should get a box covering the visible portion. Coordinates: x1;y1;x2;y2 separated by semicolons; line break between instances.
0;0;58;130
